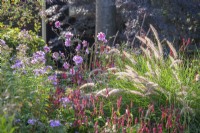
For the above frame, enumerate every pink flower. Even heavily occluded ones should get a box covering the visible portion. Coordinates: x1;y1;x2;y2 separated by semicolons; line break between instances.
59;51;65;58
82;40;88;47
65;39;71;47
63;62;70;70
73;55;83;65
43;46;50;53
86;48;89;54
69;68;75;75
65;32;73;39
52;52;59;60
76;44;81;51
97;32;106;41
55;21;61;28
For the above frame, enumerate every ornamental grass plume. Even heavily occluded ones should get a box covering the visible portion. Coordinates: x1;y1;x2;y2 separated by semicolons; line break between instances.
79;83;95;90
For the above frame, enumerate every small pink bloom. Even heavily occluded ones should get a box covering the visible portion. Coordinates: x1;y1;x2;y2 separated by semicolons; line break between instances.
59;51;65;58
82;40;88;47
86;48;89;54
73;55;83;65
103;39;108;43
43;46;50;53
65;39;71;47
69;68;75;75
63;62;70;70
97;32;106;41
52;52;59;60
65;32;73;39
76;44;81;51
55;21;61;28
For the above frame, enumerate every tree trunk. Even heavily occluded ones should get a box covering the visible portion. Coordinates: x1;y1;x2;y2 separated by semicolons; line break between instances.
95;0;116;45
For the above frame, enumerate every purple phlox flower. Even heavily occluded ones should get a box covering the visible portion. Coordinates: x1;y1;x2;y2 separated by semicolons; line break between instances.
28;119;37;125
23;70;27;74
55;21;61;28
86;48;89;54
31;51;46;64
63;62;70;70
0;39;6;46
60;97;70;107
73;55;83;65
14;119;21;124
11;60;24;69
65;32;73;39
65;39;71;47
18;29;31;39
52;52;59;60
82;40;88;47
97;32;106;42
33;68;46;76
48;74;57;85
50;120;61;127
75;44;81;52
45;65;53;71
43;46;50;53
59;51;65;58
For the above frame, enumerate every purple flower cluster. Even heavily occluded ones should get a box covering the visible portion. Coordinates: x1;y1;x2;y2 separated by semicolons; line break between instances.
97;32;107;43
18;29;31;40
64;32;73;47
16;44;29;54
11;60;24;69
50;120;61;127
0;39;6;46
73;55;83;65
31;51;46;64
48;74;57;85
33;66;52;76
60;97;70;107
28;119;37;125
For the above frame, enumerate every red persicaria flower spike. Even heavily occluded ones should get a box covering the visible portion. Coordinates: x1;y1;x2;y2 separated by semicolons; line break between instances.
153;127;157;133
134;117;138;125
117;96;122;111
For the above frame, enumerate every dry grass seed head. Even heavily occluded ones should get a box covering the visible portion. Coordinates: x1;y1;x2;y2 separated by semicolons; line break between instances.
150;24;163;58
79;83;95;90
122;51;137;65
166;40;178;59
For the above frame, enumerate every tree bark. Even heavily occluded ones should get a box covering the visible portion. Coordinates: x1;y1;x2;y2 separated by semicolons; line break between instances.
95;0;116;45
